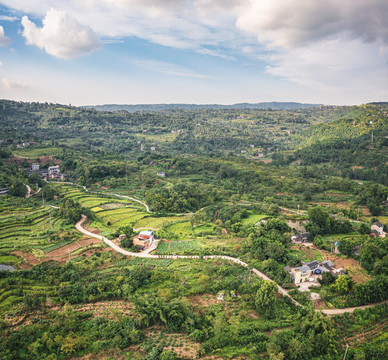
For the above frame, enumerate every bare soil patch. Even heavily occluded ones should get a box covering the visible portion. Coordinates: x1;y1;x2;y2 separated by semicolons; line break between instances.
84;222;102;234
45;237;105;263
11;250;40;266
189;294;220;309
12;237;107;266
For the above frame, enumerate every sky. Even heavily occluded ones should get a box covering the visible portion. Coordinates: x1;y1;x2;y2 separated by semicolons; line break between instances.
0;0;387;106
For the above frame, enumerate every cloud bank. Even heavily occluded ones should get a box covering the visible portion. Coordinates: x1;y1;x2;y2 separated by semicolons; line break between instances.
236;0;388;48
21;8;101;59
0;26;11;46
0;0;387;103
2;77;29;91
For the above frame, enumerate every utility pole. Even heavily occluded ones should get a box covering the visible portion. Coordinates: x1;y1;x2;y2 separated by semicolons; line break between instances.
49;208;52;226
42;193;44;206
68;247;71;262
371;132;374;144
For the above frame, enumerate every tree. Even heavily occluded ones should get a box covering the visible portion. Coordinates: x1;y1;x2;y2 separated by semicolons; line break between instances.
333;275;353;295
120;237;133;249
313;235;323;248
9;180;27;197
307;206;330;234
358;223;370;235
338;238;355;256
255;281;278;319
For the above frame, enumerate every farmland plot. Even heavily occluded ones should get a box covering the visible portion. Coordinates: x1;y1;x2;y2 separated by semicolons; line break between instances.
156;240;201;255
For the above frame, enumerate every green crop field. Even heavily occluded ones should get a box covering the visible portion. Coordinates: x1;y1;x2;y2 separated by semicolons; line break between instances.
130;257;173;267
134;216;187;230
164;221;194;238
156;240;201;255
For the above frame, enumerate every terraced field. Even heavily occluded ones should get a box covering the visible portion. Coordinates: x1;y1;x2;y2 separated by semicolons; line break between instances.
0;200;76;258
134;216;187;230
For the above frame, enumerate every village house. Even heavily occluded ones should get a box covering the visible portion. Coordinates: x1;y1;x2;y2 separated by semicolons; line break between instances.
291;232;309;243
48;165;60;175
31;163;40;171
133;230;154;250
290;266;312;284
157;171;166;177
371;222;384;237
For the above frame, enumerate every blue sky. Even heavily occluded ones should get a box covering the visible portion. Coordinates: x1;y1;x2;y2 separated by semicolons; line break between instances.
0;1;387;105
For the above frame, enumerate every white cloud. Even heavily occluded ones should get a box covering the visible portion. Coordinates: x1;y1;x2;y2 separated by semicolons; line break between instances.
21;8;101;59
2;77;29;91
0;26;11;46
1;0;387;103
264;38;388;98
236;0;388;49
0;15;18;21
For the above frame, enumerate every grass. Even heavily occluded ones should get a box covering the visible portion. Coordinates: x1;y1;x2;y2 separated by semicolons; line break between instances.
193;223;216;236
291;246;324;262
241;214;270;226
13;146;62;159
0;255;20;265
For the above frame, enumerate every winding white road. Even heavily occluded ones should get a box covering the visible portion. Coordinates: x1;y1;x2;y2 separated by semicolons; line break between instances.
75;215;388;314
46;179;384;315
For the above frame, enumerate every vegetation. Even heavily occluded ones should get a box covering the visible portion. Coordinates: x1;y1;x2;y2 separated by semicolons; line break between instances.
0;99;387;359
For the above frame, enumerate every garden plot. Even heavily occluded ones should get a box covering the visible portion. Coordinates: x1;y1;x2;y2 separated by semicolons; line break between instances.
156;240;201;255
77;197;113;208
134;216;187;230
97;208;146;225
164;221;194;238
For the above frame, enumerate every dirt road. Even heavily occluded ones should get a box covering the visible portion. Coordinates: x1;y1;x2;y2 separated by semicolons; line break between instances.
321;301;388;315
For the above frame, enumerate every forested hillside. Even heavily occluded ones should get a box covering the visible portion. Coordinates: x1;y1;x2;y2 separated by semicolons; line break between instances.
0;99;387;360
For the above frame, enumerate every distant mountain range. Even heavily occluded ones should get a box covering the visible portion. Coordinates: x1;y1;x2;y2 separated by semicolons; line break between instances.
85;102;322;112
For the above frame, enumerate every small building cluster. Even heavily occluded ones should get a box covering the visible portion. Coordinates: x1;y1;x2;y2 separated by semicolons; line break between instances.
28;164;65;180
284;260;342;285
133;230;154;250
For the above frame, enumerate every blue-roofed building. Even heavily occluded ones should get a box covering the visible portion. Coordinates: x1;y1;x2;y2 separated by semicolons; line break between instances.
133;230;154;250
